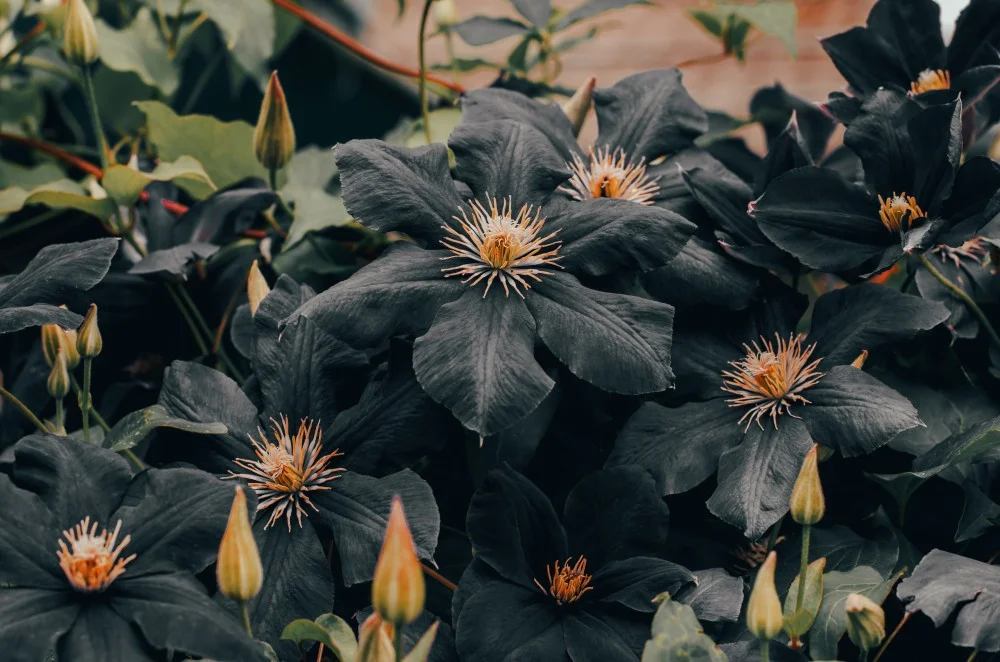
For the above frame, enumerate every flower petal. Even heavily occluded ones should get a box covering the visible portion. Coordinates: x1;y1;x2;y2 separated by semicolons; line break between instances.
413;288;554;437
0;474;63;588
563;607;645;661
820;27;909;96
335;140;463;241
866;0;945;80
707;417;813;539
0;588;78;662
948;0;1000;73
801;365;922;457
842;90;919;197
940;156;1000;246
641;236;759;310
454;580;562;662
459;88;580;160
56;603;147;662
527;272;675;394
591;557;695;612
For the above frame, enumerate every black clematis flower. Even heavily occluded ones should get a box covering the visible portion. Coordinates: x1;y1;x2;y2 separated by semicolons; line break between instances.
608;283;948;539
820;0;1000;123
751;91;1000;276
155;274;443;651
285;119;687;437
452;465;695;662
0;434;265;662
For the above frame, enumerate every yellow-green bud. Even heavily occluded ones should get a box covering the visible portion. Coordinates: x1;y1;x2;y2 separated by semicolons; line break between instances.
356;612;395;662
845;593;885;652
47;349;70;400
253;71;296;172
62;327;81;369
247;260;270;317
76;304;102;359
434;0;459;28
747;551;783;641
41;324;62;367
62;0;100;66
216;487;263;602
790;444;825;526
561;77;595;137
372;496;425;626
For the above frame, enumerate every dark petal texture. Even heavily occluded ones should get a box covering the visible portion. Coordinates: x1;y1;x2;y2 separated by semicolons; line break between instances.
801;366;922;457
413;289;553;437
681;165;767;247
527;272;675;394
591;557;695;611
0;474;62;588
455;581;563;662
0;589;78;662
866;0;945;78
947;0;1000;74
939;157;1000;246
335;140;463;242
820;27;909;96
607;400;744;496
907;100;962;210
563;608;642;662
641;236;759;310
288;244;465;349
753;117;813;197
842;90;918;196
459;89;580;159
57;603;151;662
707;417;813;539
594;69;708;160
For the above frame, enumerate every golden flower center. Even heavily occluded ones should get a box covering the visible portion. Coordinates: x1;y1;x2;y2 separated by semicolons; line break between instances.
560;146;659;205
533;556;594;605
721;334;825;430
877;192;926;233
933;237;991;268
440;195;562;298
910;68;951;95
57;517;136;592
229;415;346;530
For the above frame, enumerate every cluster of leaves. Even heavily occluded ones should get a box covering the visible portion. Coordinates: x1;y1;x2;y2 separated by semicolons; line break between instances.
4;0;1000;661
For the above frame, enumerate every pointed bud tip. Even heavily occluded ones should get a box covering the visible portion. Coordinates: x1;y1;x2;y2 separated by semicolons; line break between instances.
47;348;70;400
76;303;102;359
561;77;596;137
747;551;783;640
254;71;296;171
247;260;270;316
62;0;100;66
790;444;825;526
217;486;263;602
845;592;886;651
372;496;425;626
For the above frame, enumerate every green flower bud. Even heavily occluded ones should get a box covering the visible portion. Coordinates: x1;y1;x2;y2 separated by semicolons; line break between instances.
433;0;459;28
62;0;100;67
247;259;270;317
62;327;81;369
253;71;296;172
76;304;102;359
217;487;263;602
47;349;70;400
845;593;885;652
372;497;425;626
790;444;825;525
747;551;783;641
41;324;62;367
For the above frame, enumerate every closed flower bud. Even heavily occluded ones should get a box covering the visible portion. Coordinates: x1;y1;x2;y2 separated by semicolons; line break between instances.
62;327;81;369
253;72;296;172
372;496;425;626
62;0;100;66
434;0;459;28
47;349;70;400
561;77;595;137
747;551;783;640
851;350;869;369
356;612;395;662
790;444;825;526
247;260;270;317
845;593;885;652
76;304;102;359
217;487;263;602
41;324;62;367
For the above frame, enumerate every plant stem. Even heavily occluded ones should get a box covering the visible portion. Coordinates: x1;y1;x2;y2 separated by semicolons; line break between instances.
168;0;190;55
124;449;145;470
760;638;770;662
393;624;405;662
674;50;731;68
240;601;253;637
0;384;46;432
872;612;911;662
0;132;103;178
417;0;434;144
444;29;460;84
765;515;784;552
55;398;65;430
859;651;868;662
421;562;457;591
174;284;245;381
80;67;108;170
70;375;110;432
165;283;211;356
968;651;979;662
268;166;279;193
919;254;1000;351
81;358;92;442
795;524;811;614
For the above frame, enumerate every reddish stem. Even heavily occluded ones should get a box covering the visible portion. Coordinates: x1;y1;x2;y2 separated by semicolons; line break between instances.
421;562;457;591
0;131;103;178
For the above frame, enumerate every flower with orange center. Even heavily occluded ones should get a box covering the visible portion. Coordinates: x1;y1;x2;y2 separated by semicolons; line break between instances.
533;556;594;605
440;195;562;298
910;68;951;95
56;517;136;592
229;415;346;531
721;334;825;430
877;193;926;233
559;146;660;206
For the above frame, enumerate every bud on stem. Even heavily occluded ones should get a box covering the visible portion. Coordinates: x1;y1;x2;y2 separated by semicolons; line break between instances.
217;487;263;603
247;260;270;317
62;0;100;67
790;444;825;526
76;304;102;360
254;71;296;175
845;593;885;652
47;348;70;400
372;496;425;627
747;551;783;642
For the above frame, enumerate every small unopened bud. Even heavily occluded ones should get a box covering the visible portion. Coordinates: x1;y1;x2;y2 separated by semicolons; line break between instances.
372;496;425;626
356;612;395;662
47;349;70;400
41;324;62;367
247;260;270;317
790;444;825;526
76;304;102;359
561;77;595;137
434;0;459;27
217;487;263;602
845;593;885;652
62;0;100;66
747;551;783;641
62;328;81;369
851;350;869;369
253;71;296;172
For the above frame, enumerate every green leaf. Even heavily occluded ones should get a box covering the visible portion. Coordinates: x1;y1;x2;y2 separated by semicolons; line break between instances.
281;147;349;249
102;404;227;452
103;156;216;207
402;621;440;662
642;593;728;662
687;8;724;37
93;68;158;136
453;15;531;46
95;8;180;95
134;100;272;194
808;567;899;659
956;481;1000;543
722;14;752;61
188;0;275;88
405;108;463;148
430;57;500;73
0;161;64;190
783;557;826;639
717;1;798;57
280;614;358;661
0;179;115;219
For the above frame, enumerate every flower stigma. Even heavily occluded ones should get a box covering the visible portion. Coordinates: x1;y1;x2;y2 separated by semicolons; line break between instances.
933;237;991;268
229;415;346;531
721;334;825;430
560;146;659;205
877;193;926;233
440;195;562;298
533;556;594;605
57;517;136;592
910;69;951;95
